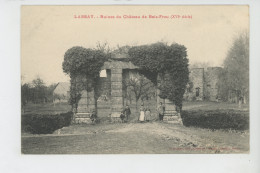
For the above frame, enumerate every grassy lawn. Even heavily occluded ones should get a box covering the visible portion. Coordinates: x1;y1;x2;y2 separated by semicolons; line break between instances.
182;101;249;111
23;102;71;114
22;100;249;115
22;131;172;154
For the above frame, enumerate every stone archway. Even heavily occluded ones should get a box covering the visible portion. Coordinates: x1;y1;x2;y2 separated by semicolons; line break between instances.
74;57;181;123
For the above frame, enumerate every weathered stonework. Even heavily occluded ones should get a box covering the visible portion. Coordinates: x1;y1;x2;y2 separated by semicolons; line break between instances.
77;90;95;113
205;67;222;101
73;113;92;124
96;69;111;117
163;114;183;124
111;68;123;117
73;54;191;123
190;68;204;100
74;57;139;123
184;67;223;101
156;74;182;124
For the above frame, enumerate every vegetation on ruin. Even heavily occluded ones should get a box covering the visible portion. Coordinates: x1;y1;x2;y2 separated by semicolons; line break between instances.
63;42;189;109
128;42;189;108
62;46;109;108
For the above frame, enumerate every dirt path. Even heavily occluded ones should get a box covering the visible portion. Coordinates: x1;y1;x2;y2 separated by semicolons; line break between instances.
21;122;249;154
105;122;249;153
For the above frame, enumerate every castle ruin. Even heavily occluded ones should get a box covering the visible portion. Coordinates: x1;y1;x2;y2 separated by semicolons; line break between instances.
73;53;181;123
184;67;223;101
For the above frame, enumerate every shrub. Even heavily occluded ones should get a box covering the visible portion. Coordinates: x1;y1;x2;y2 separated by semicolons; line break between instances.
22;112;73;134
181;110;249;130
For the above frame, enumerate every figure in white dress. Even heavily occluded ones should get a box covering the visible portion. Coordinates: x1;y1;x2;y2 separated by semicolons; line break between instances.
139;104;145;122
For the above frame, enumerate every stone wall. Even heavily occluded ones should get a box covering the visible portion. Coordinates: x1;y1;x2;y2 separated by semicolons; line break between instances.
77;89;95;113
204;67;222;101
96;69;111;117
187;68;204;101
184;67;223;102
110;68;124;117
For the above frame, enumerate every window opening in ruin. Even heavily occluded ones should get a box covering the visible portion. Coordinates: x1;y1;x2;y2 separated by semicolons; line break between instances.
100;69;107;77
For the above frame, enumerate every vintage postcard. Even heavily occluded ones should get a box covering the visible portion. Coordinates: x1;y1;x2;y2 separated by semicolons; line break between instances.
21;5;249;155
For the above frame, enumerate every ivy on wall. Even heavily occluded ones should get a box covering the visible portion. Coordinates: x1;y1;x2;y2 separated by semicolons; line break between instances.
128;42;189;108
62;43;189;110
62;46;108;109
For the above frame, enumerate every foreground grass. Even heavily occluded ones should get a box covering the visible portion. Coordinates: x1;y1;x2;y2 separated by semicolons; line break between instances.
21;122;249;154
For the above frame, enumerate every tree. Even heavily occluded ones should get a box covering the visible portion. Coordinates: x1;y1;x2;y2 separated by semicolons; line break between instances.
123;72;155;112
95;41;111;54
31;77;47;103
21;77;57;107
21;83;31;113
218;32;249;103
190;61;211;70
128;42;189;108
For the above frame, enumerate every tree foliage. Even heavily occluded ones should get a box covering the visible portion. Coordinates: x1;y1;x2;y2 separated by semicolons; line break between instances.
128;42;189;107
30;77;46;103
218;32;249;102
21;76;58;107
21;83;31;107
63;46;108;78
62;46;108;108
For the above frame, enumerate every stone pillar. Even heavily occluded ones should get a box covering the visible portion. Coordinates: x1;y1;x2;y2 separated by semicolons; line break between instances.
156;74;182;124
77;89;95;113
110;68;123;118
164;98;176;112
156;88;165;107
74;89;95;124
156;74;165;108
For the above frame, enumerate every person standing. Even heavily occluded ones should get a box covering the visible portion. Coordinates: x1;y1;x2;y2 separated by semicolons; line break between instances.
145;107;151;122
157;102;165;121
90;110;97;123
120;110;125;123
124;105;131;121
139;104;145;122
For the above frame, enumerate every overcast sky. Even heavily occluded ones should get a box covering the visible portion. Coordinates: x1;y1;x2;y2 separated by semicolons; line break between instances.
21;5;249;85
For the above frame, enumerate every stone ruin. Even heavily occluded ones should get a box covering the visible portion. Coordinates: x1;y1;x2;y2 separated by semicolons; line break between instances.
184;67;223;101
73;54;182;124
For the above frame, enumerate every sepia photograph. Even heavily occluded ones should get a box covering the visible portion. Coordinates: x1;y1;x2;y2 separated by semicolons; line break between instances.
20;5;250;154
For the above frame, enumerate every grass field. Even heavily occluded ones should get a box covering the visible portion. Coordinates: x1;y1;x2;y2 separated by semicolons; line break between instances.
23;102;71;114
182;101;249;111
23;100;249;114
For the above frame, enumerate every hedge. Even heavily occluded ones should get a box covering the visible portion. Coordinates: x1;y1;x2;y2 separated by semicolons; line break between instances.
181;110;249;130
22;112;73;134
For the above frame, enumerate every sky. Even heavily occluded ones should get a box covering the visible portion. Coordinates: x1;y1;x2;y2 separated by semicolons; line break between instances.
21;5;249;85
